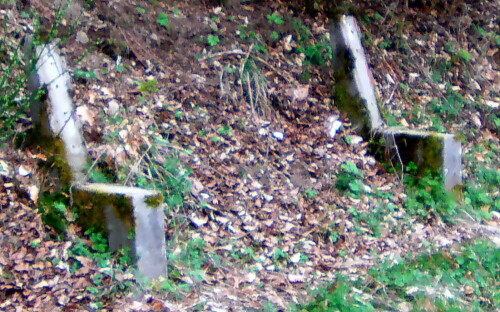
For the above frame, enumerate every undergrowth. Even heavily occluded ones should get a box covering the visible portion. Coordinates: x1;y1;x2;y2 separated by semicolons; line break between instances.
404;172;458;223
296;239;499;312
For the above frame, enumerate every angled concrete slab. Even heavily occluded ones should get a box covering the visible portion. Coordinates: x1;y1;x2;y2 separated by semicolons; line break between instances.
380;128;462;190
75;183;167;280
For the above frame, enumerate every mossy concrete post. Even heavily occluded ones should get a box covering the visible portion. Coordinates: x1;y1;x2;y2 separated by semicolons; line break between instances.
330;15;384;135
25;40;88;184
330;16;462;190
25;40;168;279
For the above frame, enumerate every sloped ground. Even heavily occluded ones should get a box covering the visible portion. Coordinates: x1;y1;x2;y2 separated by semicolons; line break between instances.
0;0;498;311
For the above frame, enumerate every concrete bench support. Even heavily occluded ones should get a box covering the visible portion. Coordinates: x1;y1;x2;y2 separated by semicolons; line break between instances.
75;184;167;279
380;128;462;190
25;39;167;279
331;16;462;190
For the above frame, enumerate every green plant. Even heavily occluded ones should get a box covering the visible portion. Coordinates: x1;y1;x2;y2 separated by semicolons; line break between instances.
179;237;207;270
266;13;284;25
0;25;30;143
296;275;374;311
297;40;332;67
230;246;256;263
291;18;310;43
73;68;96;80
135;79;158;94
304;188;318;199
454;49;471;63
207;34;220;47
151;278;191;298
262;301;279;312
157;12;170;29
371;239;499;311
272;247;289;267
431;58;452;82
252;44;268;54
136;6;146;14
463;165;499;219
163;236;216;294
351;209;384;238
404;172;457;222
83;0;96;9
297;239;498;311
217;124;233;137
37;191;71;234
336;161;365;197
270;31;280;41
433;88;466;122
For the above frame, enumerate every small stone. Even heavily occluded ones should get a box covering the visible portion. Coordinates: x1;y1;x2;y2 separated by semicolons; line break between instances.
290;253;301;263
262;193;274;202
272;131;284;141
326;115;342;138
107;100;120;115
471;114;482;128
246;272;257;283
76;31;89;44
349;135;363;145
18;165;31;177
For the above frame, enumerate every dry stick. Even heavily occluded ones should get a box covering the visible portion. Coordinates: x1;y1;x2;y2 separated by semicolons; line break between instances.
239;43;254;80
219;66;226;99
245;71;257;120
239;44;254;103
253;73;261;116
384;81;398;107
201;48;296;84
389;132;405;183
124;143;151;186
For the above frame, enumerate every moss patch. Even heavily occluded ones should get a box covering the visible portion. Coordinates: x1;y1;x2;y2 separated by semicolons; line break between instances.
72;190;135;236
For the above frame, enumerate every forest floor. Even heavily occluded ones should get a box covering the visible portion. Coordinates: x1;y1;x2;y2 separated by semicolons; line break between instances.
0;0;498;311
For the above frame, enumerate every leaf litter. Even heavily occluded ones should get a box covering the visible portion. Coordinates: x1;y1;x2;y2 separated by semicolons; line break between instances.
0;0;498;311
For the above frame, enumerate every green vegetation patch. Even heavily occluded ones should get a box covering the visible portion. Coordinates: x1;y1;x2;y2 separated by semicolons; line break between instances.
296;239;499;311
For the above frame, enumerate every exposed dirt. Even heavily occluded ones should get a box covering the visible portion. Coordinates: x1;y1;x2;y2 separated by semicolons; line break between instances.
0;0;498;311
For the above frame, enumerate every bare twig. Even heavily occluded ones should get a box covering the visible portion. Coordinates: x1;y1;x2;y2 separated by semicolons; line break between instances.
239;44;254;81
245;71;256;119
124;143;151;186
200;48;296;83
389;132;405;183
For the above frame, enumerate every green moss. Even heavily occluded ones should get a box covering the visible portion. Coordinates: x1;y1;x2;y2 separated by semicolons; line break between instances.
145;193;164;208
376;131;446;179
37;190;71;234
72;191;135;236
417;135;442;176
37;137;74;187
333;46;371;136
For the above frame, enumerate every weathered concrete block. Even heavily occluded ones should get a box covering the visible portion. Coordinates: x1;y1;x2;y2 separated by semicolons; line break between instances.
380;128;462;190
75;183;167;280
330;15;384;134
